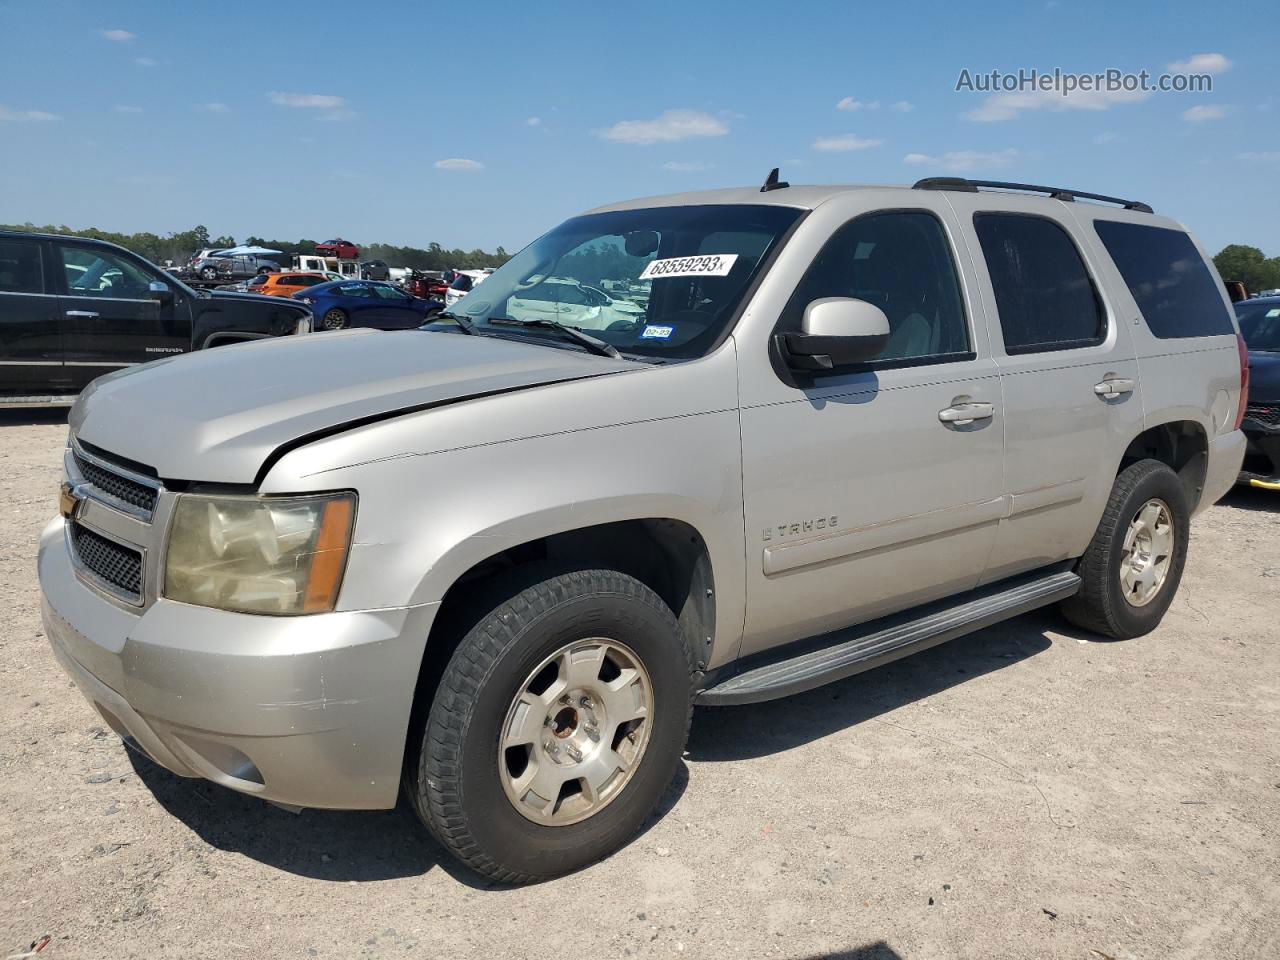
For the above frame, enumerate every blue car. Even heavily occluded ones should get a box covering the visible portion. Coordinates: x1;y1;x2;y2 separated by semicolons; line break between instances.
293;279;443;331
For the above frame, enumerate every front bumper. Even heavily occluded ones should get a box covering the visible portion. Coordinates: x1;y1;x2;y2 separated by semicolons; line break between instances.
39;518;438;809
1239;413;1280;489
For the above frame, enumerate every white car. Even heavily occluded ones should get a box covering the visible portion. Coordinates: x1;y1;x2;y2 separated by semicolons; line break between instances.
444;269;493;308
506;276;645;330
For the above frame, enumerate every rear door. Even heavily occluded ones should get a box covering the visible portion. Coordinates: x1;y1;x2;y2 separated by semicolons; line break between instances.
945;196;1144;582
52;241;190;387
0;235;67;392
366;283;425;327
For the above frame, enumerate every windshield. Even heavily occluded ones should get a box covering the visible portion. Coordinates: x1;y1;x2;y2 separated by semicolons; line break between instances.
432;204;801;360
1235;301;1280;351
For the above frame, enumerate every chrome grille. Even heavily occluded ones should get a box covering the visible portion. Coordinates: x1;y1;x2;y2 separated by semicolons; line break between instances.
71;446;159;518
70;523;143;602
1246;404;1280;427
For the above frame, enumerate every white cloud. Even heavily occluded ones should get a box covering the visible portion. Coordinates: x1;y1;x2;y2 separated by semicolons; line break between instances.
599;109;729;145
965;87;1149;122
836;97;880;112
903;148;1019;172
202;102;230;113
1183;104;1228;122
812;134;884;152
1167;53;1233;75
890;100;915;112
1236;151;1280;162
269;92;346;109
0;105;60;122
1092;131;1120;144
525;116;541;126
101;29;134;42
134;57;158;67
661;161;711;172
434;158;484;171
113;105;143;114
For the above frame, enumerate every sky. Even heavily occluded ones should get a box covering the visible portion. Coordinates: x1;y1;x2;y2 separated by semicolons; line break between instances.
0;0;1276;256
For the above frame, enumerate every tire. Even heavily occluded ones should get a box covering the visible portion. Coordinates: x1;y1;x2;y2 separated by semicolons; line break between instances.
1060;459;1190;640
321;308;348;330
200;266;218;280
408;568;694;883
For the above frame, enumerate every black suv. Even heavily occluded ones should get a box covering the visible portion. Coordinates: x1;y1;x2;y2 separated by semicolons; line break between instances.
0;231;312;404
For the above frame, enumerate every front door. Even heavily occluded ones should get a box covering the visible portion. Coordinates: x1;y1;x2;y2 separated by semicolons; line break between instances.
739;204;1006;655
53;242;189;387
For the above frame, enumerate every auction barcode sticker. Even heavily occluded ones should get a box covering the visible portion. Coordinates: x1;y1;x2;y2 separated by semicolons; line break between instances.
639;254;738;280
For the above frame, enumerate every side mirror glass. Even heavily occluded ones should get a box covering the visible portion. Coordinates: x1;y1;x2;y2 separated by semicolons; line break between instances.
781;297;891;372
148;280;172;299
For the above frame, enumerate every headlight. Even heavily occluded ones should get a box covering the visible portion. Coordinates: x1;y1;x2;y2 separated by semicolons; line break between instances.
164;492;355;615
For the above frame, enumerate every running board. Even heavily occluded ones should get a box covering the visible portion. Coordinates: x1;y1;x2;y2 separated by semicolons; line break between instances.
696;567;1081;706
0;394;76;408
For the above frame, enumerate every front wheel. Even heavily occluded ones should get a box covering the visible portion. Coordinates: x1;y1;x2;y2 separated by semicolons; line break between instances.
408;568;694;883
321;308;348;330
1061;459;1191;639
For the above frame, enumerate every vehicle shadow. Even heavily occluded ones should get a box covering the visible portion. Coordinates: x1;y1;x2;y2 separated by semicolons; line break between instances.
0;408;69;427
1215;485;1278;513
126;746;690;888
794;945;904;960
688;611;1059;763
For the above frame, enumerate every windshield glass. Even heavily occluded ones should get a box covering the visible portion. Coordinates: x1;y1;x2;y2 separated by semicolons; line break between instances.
1235;301;1280;351
433;204;801;360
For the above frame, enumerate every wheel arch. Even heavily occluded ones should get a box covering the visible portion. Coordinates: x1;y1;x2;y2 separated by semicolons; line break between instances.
1118;418;1209;511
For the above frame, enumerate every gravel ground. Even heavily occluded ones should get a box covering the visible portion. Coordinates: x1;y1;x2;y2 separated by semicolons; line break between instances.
1;409;1277;960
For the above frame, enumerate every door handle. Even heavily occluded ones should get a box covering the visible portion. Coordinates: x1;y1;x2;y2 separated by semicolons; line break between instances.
65;310;100;318
938;402;994;426
1094;378;1135;398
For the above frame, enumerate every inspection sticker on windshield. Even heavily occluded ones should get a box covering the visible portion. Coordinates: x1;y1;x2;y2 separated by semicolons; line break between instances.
640;324;675;340
639;254;738;280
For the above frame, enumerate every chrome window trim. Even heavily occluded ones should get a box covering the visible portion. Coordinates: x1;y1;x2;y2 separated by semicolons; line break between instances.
0;290;58;299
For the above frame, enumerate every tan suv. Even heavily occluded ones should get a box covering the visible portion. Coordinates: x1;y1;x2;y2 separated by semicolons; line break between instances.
40;175;1247;882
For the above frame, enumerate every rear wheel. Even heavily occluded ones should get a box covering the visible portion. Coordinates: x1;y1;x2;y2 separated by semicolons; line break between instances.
199;266;218;280
321;308;348;330
408;568;694;883
1061;459;1190;639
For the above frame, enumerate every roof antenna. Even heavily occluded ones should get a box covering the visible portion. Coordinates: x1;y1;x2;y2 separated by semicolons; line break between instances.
760;167;789;192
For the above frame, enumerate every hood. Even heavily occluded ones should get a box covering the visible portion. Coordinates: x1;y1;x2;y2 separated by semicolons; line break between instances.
205;288;306;310
72;329;634;483
1248;349;1280;404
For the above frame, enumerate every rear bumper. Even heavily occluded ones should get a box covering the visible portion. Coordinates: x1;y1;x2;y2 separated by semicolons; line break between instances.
38;518;438;809
1201;429;1247;510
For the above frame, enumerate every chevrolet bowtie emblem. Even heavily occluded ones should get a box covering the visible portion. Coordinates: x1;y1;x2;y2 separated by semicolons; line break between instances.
59;482;81;520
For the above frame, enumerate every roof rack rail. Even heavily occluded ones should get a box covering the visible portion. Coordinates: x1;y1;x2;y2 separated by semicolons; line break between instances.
911;177;1153;214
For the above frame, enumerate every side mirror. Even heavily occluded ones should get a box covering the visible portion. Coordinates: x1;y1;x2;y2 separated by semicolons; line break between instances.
148;280;172;300
780;297;890;371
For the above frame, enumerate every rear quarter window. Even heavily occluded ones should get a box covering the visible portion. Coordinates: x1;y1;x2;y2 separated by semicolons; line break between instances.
1093;220;1234;338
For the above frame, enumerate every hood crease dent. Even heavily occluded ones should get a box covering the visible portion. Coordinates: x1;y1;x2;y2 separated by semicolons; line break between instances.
72;329;634;484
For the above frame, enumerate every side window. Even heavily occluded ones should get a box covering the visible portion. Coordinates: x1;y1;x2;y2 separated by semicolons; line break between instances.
59;245;153;299
336;282;368;298
973;214;1104;354
781;210;971;364
0;238;44;294
1093;220;1234;338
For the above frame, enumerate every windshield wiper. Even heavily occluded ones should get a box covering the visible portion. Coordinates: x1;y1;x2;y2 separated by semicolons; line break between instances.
431;310;480;335
488;317;621;359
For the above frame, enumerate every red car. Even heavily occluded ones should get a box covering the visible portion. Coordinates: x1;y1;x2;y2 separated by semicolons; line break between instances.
315;237;359;260
405;270;449;299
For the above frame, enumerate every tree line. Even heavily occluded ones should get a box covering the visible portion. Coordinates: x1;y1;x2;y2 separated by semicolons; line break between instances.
1213;245;1280;293
0;222;512;272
